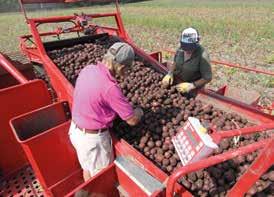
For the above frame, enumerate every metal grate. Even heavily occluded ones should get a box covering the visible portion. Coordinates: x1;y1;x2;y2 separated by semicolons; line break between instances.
0;166;44;197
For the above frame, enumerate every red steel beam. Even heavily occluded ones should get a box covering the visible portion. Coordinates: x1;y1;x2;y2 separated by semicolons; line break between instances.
166;139;271;197
20;0;114;4
29;13;117;23
0;53;28;84
211;122;274;143
21;0;66;3
211;60;274;76
227;139;274;196
19;0;118;21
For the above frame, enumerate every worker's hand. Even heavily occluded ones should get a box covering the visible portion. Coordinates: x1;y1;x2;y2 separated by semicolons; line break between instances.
176;82;195;93
126;107;144;126
162;73;174;86
134;107;144;120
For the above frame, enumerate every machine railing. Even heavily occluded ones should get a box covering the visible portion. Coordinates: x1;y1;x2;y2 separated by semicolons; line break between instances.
165;122;274;196
227;139;274;196
166;138;273;197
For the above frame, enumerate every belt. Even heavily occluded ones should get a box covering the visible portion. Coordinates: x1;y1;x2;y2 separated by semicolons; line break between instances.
73;121;108;134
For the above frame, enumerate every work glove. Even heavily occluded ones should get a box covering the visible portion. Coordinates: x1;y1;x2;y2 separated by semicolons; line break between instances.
176;82;195;93
162;72;174;86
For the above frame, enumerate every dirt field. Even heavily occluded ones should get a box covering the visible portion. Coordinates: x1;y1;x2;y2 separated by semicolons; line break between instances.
0;0;273;105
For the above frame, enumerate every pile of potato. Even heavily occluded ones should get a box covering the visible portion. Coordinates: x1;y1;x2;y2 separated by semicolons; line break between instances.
47;36;118;85
47;36;273;196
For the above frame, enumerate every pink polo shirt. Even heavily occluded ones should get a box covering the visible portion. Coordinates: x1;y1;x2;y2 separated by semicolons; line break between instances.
72;62;134;130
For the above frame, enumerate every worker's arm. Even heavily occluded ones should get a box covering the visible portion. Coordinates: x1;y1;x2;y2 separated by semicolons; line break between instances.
125;108;144;126
193;78;211;88
194;50;212;88
168;61;176;73
105;85;143;126
162;49;182;86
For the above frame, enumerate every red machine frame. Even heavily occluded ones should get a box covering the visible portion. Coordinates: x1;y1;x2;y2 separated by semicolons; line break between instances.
0;0;273;196
18;0;169;103
18;0;274;116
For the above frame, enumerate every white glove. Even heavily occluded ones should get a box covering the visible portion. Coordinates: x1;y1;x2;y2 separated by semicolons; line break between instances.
162;72;174;86
176;82;195;93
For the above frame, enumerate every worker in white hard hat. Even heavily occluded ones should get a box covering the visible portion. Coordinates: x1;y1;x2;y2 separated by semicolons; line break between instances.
69;42;143;182
162;27;212;97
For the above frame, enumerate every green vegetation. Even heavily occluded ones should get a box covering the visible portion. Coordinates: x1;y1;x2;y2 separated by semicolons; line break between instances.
266;53;274;64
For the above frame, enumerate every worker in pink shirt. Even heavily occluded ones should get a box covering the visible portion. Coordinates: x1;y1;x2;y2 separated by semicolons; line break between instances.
69;42;143;181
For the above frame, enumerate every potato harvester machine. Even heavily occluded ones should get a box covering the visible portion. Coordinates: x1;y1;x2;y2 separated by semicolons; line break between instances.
0;0;273;196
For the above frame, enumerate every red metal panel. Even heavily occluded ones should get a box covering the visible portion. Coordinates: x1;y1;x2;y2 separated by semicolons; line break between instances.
114;139;192;197
65;164;120;197
66;162;166;197
215;85;227;95
150;51;163;63
115;166;152;197
10;102;80;195
0;80;51;178
49;169;83;196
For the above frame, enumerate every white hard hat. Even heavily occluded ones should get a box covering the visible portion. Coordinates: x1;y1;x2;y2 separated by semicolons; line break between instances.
180;27;200;51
